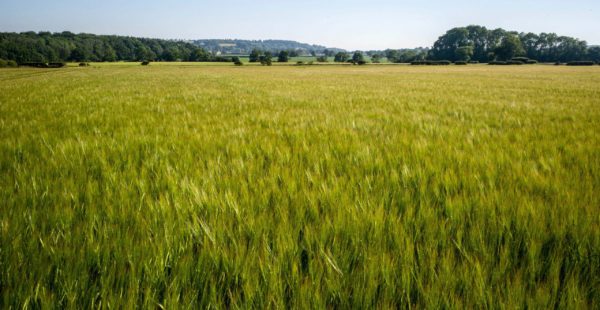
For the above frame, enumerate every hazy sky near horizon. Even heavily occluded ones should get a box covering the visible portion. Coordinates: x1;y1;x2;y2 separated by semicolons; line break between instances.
1;0;599;50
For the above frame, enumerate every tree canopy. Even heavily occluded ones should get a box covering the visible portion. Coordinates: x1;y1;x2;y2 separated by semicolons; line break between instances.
1;27;597;64
428;25;592;62
277;50;289;63
334;52;350;63
352;51;365;63
0;31;215;63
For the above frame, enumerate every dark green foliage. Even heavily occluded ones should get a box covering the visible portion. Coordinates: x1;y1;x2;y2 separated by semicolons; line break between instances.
249;49;262;63
509;57;538;64
383;49;427;63
334;52;349;63
232;57;243;66
588;46;600;63
352;52;364;64
0;32;216;63
260;52;273;66
468;60;479;64
494;35;526;61
347;52;366;64
429;25;590;63
567;61;595;66
454;61;468;65
488;60;524;65
455;46;474;61
189;48;211;62
411;60;451;65
316;56;328;62
79;62;90;67
141;61;150;66
277;50;289;63
213;56;234;62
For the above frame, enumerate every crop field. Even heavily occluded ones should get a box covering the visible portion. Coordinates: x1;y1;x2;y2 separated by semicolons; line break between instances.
1;64;599;308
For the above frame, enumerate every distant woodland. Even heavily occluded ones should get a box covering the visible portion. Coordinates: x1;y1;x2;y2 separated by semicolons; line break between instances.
192;39;343;55
1;26;599;63
427;25;599;62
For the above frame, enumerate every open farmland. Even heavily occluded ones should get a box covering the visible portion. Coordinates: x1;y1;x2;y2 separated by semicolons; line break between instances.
1;64;599;308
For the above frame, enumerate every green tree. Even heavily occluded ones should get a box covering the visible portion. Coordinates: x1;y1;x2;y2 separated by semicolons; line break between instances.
334;52;349;63
190;48;211;62
277;50;289;63
494;34;525;60
161;47;180;61
351;51;365;64
455;46;474;61
385;49;400;62
103;46;117;62
521;32;540;60
588;46;600;63
136;46;156;61
260;52;272;66
249;49;262;63
69;47;90;62
429;27;470;61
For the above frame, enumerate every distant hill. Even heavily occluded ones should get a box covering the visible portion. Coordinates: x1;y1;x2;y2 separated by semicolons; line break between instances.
191;39;345;55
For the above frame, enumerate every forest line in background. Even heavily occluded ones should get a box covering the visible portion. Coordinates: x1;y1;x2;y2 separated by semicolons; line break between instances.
1;25;600;64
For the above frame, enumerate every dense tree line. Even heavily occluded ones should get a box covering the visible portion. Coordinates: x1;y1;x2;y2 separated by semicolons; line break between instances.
0;31;217;63
2;28;598;65
428;25;597;62
381;48;429;63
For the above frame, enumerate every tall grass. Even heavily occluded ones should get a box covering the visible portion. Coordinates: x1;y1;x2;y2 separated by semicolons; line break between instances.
1;64;599;308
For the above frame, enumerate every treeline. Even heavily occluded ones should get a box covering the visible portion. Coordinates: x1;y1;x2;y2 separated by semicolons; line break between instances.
0;31;219;63
193;39;343;55
428;25;600;63
365;48;429;63
2;27;599;65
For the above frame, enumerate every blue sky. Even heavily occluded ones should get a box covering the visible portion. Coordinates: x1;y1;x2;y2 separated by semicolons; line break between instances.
1;0;599;50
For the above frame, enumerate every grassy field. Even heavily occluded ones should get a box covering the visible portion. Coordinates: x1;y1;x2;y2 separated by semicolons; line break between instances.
1;64;599;308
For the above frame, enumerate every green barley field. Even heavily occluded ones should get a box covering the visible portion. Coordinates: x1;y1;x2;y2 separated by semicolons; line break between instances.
1;64;599;308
